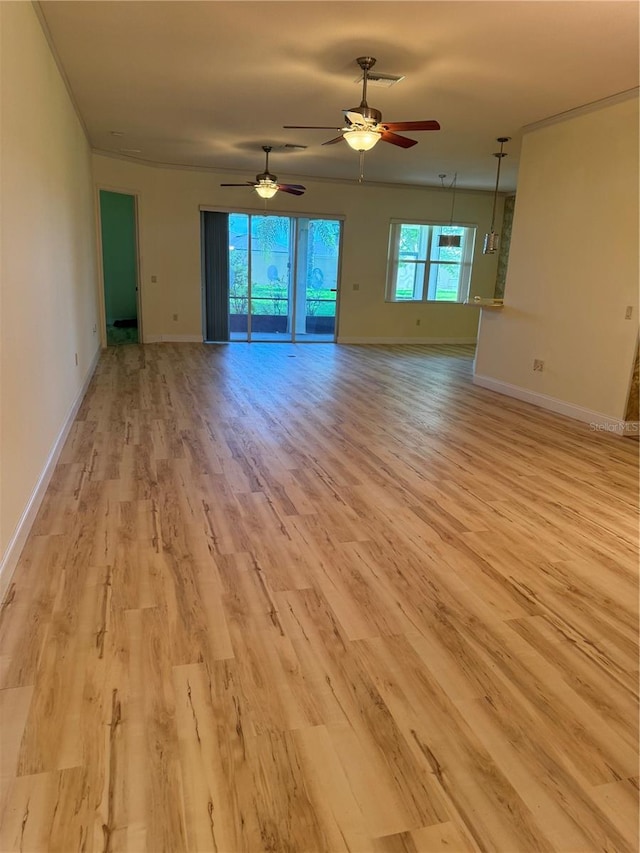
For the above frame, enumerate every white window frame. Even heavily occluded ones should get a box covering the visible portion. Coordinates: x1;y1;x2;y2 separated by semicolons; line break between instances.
385;220;476;303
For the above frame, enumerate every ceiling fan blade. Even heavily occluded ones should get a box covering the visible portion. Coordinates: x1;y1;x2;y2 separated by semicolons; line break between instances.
283;125;343;130
380;130;418;149
219;182;256;187
278;185;306;196
381;120;441;132
322;135;346;146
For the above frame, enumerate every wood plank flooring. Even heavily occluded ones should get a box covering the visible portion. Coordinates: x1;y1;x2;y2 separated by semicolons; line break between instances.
0;342;637;852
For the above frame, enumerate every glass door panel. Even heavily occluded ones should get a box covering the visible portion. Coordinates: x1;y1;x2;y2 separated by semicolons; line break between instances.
250;215;293;341
295;219;341;341
228;213;249;340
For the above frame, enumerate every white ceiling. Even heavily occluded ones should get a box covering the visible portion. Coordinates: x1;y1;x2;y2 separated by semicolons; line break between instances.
38;1;639;192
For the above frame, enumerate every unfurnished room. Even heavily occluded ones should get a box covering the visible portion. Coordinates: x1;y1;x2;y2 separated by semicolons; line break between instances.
0;2;638;851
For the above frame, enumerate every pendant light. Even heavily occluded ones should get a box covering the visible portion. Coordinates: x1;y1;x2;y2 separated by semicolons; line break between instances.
483;136;510;254
438;172;461;248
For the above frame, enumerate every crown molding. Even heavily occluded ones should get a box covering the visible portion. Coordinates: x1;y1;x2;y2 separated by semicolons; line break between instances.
31;1;91;144
523;87;639;134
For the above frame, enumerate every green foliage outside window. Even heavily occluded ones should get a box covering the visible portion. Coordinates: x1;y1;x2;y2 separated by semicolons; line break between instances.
229;214;339;316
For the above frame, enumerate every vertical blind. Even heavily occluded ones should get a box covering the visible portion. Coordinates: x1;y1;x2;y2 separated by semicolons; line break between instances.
202;211;230;342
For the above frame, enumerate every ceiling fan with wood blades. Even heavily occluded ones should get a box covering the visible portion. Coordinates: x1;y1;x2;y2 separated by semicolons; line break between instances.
220;146;306;198
284;57;440;152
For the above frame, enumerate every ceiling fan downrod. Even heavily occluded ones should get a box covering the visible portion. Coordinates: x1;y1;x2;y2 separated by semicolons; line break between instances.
257;145;276;183
357;56;375;107
353;56;382;125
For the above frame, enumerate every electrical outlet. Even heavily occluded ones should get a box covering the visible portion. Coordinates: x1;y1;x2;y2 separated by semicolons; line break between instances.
625;305;633;319
92;323;97;334
533;359;544;372
172;313;178;321
353;282;360;291
416;318;421;326
151;275;157;283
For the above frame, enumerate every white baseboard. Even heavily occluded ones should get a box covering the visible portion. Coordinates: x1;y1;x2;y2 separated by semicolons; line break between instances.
337;336;477;345
143;334;202;343
473;373;629;432
0;347;101;602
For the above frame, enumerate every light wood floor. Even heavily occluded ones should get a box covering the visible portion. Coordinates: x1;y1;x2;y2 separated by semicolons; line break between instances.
1;343;638;853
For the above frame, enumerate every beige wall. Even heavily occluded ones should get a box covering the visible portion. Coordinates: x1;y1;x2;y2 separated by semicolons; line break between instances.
92;154;504;343
474;94;639;422
0;3;100;564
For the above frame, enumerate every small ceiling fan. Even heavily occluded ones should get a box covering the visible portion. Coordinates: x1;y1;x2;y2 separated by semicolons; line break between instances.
220;146;306;198
284;56;440;152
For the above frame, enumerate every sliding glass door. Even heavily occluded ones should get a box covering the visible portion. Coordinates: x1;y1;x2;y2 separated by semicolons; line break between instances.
296;218;340;340
251;215;293;341
205;211;341;343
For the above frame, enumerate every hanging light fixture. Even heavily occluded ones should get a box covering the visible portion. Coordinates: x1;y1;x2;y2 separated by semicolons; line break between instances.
438;172;461;248
483;136;510;254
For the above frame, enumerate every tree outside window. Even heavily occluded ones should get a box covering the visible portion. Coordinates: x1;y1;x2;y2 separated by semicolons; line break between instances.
387;221;476;303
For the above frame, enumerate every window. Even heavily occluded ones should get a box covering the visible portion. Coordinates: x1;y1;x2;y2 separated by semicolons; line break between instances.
386;221;476;303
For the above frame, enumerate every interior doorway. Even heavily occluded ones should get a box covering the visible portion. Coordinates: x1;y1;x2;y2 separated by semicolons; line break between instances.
99;190;140;345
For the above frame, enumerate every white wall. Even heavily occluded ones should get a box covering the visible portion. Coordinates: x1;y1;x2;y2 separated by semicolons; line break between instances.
0;3;100;578
474;94;639;423
92;154;504;343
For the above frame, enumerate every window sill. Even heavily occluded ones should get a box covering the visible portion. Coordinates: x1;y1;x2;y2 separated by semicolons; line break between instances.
386;300;468;305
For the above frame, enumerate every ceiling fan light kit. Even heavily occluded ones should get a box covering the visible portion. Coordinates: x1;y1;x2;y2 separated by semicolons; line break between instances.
255;181;279;199
344;128;381;152
483;137;510;254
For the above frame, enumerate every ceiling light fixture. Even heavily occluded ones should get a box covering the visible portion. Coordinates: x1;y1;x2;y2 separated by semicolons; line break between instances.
254;180;279;199
438;172;461;248
483;136;510;254
284;55;439;152
344;128;381;152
